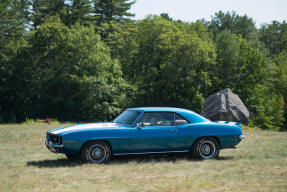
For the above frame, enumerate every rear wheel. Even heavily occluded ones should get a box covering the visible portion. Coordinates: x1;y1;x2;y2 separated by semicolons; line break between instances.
81;141;111;164
191;137;219;159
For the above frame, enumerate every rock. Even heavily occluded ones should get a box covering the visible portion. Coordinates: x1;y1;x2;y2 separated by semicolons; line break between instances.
201;88;249;125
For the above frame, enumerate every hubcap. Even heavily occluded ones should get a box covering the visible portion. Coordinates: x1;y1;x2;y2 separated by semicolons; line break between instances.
199;141;216;159
201;144;211;155
91;148;103;159
87;144;107;163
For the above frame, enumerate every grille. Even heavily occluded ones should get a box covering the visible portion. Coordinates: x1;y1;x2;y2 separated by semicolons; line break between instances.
48;133;62;144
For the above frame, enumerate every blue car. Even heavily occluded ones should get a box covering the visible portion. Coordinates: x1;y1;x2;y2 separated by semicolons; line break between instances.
45;107;245;163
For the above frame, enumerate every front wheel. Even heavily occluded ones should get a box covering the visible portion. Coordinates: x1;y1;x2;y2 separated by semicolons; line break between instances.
81;141;111;164
191;137;219;159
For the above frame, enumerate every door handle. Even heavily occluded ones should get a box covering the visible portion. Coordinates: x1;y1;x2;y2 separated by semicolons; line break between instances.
170;129;178;133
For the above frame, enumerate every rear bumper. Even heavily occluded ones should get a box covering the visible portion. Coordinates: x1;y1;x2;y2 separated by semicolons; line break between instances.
239;135;245;140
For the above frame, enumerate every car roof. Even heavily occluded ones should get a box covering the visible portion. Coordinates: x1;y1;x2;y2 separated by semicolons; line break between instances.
126;107;210;123
127;107;193;113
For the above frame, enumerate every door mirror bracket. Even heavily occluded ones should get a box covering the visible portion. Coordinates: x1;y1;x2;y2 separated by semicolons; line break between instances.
136;122;145;128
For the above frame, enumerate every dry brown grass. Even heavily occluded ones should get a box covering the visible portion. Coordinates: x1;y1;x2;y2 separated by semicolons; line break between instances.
0;123;287;192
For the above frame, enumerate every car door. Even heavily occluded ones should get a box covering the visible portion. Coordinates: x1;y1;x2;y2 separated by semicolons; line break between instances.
129;112;186;153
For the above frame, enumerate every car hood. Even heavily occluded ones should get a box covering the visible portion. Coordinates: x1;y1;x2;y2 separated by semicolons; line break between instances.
48;122;119;135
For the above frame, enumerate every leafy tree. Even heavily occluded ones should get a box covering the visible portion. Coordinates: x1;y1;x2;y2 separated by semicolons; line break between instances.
214;30;240;88
212;29;285;129
30;0;67;29
208;11;257;41
0;0;29;51
121;16;216;112
234;36;266;102
103;20;137;67
160;13;173;21
12;16;133;122
65;0;94;26
259;21;287;55
29;0;95;28
0;0;29;122
224;35;284;130
93;0;135;26
272;51;287;129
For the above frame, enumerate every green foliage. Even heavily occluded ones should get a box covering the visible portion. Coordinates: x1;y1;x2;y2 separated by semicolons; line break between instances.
65;0;94;26
160;13;173;21
213;30;286;130
208;11;257;41
215;30;240;88
259;21;287;55
248;84;283;131
272;51;287;129
0;3;286;131
30;0;95;28
0;0;30;123
22;118;60;125
30;0;68;28
12;16;133;122
93;0;135;26
0;0;29;45
118;16;216;112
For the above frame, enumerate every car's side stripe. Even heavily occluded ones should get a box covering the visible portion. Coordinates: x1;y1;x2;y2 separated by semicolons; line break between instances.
216;121;239;126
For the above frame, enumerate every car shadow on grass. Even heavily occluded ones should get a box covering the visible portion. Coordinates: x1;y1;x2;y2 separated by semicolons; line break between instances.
111;153;234;164
110;153;190;164
27;153;233;168
216;156;234;161
27;158;82;168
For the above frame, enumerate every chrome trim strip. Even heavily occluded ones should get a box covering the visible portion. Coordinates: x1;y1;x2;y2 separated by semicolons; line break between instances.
45;140;64;148
113;150;189;156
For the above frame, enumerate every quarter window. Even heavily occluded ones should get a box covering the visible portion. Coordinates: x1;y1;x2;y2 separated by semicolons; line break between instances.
174;113;189;126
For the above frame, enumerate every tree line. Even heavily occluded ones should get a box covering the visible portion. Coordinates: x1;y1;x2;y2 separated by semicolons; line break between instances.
0;0;286;130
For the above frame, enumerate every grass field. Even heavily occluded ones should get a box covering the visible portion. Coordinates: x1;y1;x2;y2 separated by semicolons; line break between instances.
0;123;287;192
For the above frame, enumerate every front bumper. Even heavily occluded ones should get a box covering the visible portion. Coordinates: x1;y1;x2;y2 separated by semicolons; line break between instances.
45;139;64;153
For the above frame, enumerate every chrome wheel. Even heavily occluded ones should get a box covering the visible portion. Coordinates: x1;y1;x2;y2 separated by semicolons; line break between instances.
87;144;106;163
81;141;111;164
199;141;216;159
192;137;219;160
91;148;103;159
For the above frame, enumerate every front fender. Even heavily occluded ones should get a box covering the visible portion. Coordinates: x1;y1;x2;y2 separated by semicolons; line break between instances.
62;129;131;155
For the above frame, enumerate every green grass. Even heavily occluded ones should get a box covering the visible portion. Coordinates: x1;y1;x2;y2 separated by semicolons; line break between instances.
0;123;287;192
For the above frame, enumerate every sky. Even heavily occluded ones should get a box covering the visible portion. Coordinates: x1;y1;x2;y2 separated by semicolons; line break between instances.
130;0;287;27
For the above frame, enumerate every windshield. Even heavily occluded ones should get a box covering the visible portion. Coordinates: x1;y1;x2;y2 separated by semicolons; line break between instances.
113;110;141;125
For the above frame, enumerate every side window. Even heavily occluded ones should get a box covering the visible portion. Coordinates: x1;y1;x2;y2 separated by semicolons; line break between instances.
174;113;189;126
138;112;174;127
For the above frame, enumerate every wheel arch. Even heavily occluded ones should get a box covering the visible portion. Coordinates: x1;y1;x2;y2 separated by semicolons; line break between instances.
80;139;113;154
190;136;221;151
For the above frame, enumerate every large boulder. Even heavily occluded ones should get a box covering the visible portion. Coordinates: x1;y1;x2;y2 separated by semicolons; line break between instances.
201;88;249;125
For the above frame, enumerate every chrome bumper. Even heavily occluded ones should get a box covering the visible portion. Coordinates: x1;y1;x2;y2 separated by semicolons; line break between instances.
45;140;64;153
239;135;245;140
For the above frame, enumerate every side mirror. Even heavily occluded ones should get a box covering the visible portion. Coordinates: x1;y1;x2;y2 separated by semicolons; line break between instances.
136;122;145;128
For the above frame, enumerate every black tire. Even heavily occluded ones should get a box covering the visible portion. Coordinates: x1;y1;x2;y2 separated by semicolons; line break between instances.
65;154;79;160
81;141;111;164
191;137;219;160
